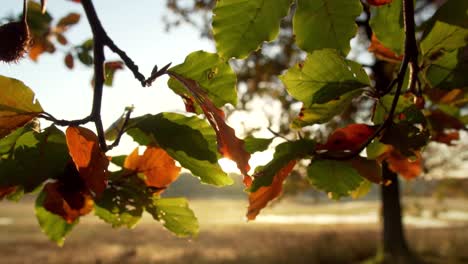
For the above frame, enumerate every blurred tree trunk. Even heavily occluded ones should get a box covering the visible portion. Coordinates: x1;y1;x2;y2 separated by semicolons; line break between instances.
380;162;420;264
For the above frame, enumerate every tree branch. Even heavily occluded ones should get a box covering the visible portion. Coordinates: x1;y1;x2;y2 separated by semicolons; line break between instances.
318;0;419;161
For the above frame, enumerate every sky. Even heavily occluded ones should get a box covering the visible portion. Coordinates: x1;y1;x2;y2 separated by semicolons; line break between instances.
1;0;273;172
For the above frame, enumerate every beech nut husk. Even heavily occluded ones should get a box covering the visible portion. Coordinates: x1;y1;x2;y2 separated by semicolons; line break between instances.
0;21;31;63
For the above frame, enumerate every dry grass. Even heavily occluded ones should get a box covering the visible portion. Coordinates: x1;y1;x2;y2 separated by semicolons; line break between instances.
0;198;467;264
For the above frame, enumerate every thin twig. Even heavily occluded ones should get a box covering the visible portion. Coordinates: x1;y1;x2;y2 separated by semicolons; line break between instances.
267;128;290;142
105;37;146;86
39;112;92;126
107;108;133;151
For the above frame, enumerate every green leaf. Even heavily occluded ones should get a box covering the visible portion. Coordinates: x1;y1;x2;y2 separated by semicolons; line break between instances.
251;139;315;192
422;0;468;38
94;180;144;228
366;140;389;160
421;21;468;57
167;51;237;110
110;155;126;167
26;1;53;36
373;96;402;124
104;61;124;87
0;126;31;156
243;136;273;154
425;48;468;90
127;113;233;186
294;0;362;55
292;89;362;128
350;179;372;199
0;75;43;138
370;0;404;54
146;197;199;237
212;0;291;59
0;126;69;192
307;159;364;199
35;189;77;246
281;50;369;107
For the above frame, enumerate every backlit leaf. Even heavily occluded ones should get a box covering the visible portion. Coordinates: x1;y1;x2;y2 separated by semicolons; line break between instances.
382;149;422;180
251;139;315;192
0;126;69;192
425;48;468;90
167;51;237;110
280;50;369;107
212;0;291;59
169;73;251;183
292;89;362;128
0;76;43;138
294;0;362;55
318;124;375;152
43;181;94;224
147;197;199;237
35;189;77;246
243;136;274;154
124;147;181;189
307;159;364;199
66;126;109;197
421;21;468;57
350;179;372;199
370;0;404;54
368;34;403;63
127;113;233;186
247;160;296;220
94;178;145;228
421;0;468;58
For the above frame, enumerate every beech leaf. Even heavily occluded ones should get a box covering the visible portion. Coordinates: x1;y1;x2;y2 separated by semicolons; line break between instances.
146;197;199;237
43;181;94;224
66;126;109;197
169;73;251;184
0;76;43;138
294;0;362;55
307;159;364;199
212;0;291;59
318;124;375;152
247;160;296;220
124;147;181;190
35;189;77;246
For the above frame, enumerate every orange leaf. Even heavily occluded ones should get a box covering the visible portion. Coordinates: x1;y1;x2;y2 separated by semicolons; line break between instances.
318;124;375;152
66;126;109;197
368;34;403;63
28;43;45;61
170;73;251;184
43;181;93;223
367;0;392;6
247;160;296;220
382;149;422;180
124;147;181;189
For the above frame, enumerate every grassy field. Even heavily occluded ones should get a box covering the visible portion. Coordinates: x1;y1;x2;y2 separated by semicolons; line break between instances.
1;198;468;263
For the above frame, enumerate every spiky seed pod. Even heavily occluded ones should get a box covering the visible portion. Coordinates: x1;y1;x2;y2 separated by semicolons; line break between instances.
0;21;31;63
